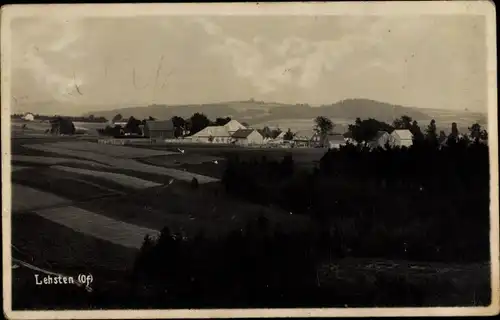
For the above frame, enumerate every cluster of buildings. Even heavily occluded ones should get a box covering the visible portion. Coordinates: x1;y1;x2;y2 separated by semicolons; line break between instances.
133;118;418;149
132;119;286;146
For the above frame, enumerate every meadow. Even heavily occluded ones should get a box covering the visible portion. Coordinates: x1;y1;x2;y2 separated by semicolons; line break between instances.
9;127;491;309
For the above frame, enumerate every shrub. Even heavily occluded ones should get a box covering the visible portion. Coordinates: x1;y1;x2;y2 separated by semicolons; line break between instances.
191;177;199;189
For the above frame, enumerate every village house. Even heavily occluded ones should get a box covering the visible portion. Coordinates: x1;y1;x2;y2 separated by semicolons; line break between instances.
191;119;248;144
368;131;394;149
224;119;248;135
293;130;319;147
143;120;175;139
191;126;232;143
326;133;347;149
231;129;264;146
390;129;413;147
22;112;35;121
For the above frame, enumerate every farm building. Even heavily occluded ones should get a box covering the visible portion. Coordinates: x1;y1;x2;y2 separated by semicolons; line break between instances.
143;120;175;139
223;120;247;134
293;130;320;147
191;126;232;143
231;129;264;146
390;129;413;147
22;112;35;121
368;131;394;149
326;133;347;149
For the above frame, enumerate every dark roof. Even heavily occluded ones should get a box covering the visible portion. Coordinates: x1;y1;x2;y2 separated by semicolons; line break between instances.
231;128;258;139
145;120;174;131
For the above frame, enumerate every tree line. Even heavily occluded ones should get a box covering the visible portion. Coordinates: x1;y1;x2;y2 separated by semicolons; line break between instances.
312;115;488;147
11;113;108;123
102;112;297;139
129;137;490;308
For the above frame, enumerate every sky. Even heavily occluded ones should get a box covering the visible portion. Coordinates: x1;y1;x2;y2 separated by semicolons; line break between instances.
9;14;488;115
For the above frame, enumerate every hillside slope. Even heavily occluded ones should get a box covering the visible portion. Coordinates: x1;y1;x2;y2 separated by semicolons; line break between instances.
82;99;433;124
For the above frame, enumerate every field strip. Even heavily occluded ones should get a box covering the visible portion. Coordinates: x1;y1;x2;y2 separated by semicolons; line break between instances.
22;143;220;183
69;177;127;195
34;206;160;249
11;165;33;172
12;155;111;167
113;159;220;183
40;141;177;158
51;165;162;189
23;144;118;164
12;184;72;212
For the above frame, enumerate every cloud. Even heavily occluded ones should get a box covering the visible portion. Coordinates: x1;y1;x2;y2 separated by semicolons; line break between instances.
12;18;87;101
203;22;362;93
9;15;487;113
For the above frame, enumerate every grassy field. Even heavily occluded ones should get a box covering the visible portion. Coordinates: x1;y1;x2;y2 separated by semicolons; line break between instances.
9;134;307;262
8;133;492;309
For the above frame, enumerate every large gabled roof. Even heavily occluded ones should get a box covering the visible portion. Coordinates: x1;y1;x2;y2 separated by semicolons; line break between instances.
192;125;231;137
223;120;247;132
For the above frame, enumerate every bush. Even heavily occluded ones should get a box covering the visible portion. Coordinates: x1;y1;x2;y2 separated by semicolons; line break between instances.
131;219;322;308
191;177;199;189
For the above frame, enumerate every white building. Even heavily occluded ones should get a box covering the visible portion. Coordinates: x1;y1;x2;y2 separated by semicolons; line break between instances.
231;129;264;146
22;113;35;121
191;125;232;143
390;129;413;147
326;133;347;149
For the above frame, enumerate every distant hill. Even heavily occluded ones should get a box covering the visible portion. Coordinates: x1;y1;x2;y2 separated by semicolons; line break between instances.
82;98;436;124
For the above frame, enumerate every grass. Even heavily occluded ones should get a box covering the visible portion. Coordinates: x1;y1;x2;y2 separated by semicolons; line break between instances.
73;182;310;238
19;142;219;183
11;213;137;271
9;135;492;309
12;167;129;204
43;141;177;158
12;155;110;167
51;165;162;189
11;213;136;310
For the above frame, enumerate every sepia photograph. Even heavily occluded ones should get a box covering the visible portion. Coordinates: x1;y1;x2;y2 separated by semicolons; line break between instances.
2;2;498;319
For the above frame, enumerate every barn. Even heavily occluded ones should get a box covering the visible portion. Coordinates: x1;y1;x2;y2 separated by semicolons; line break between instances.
191;126;232;143
231;129;264;146
143;120;175;139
